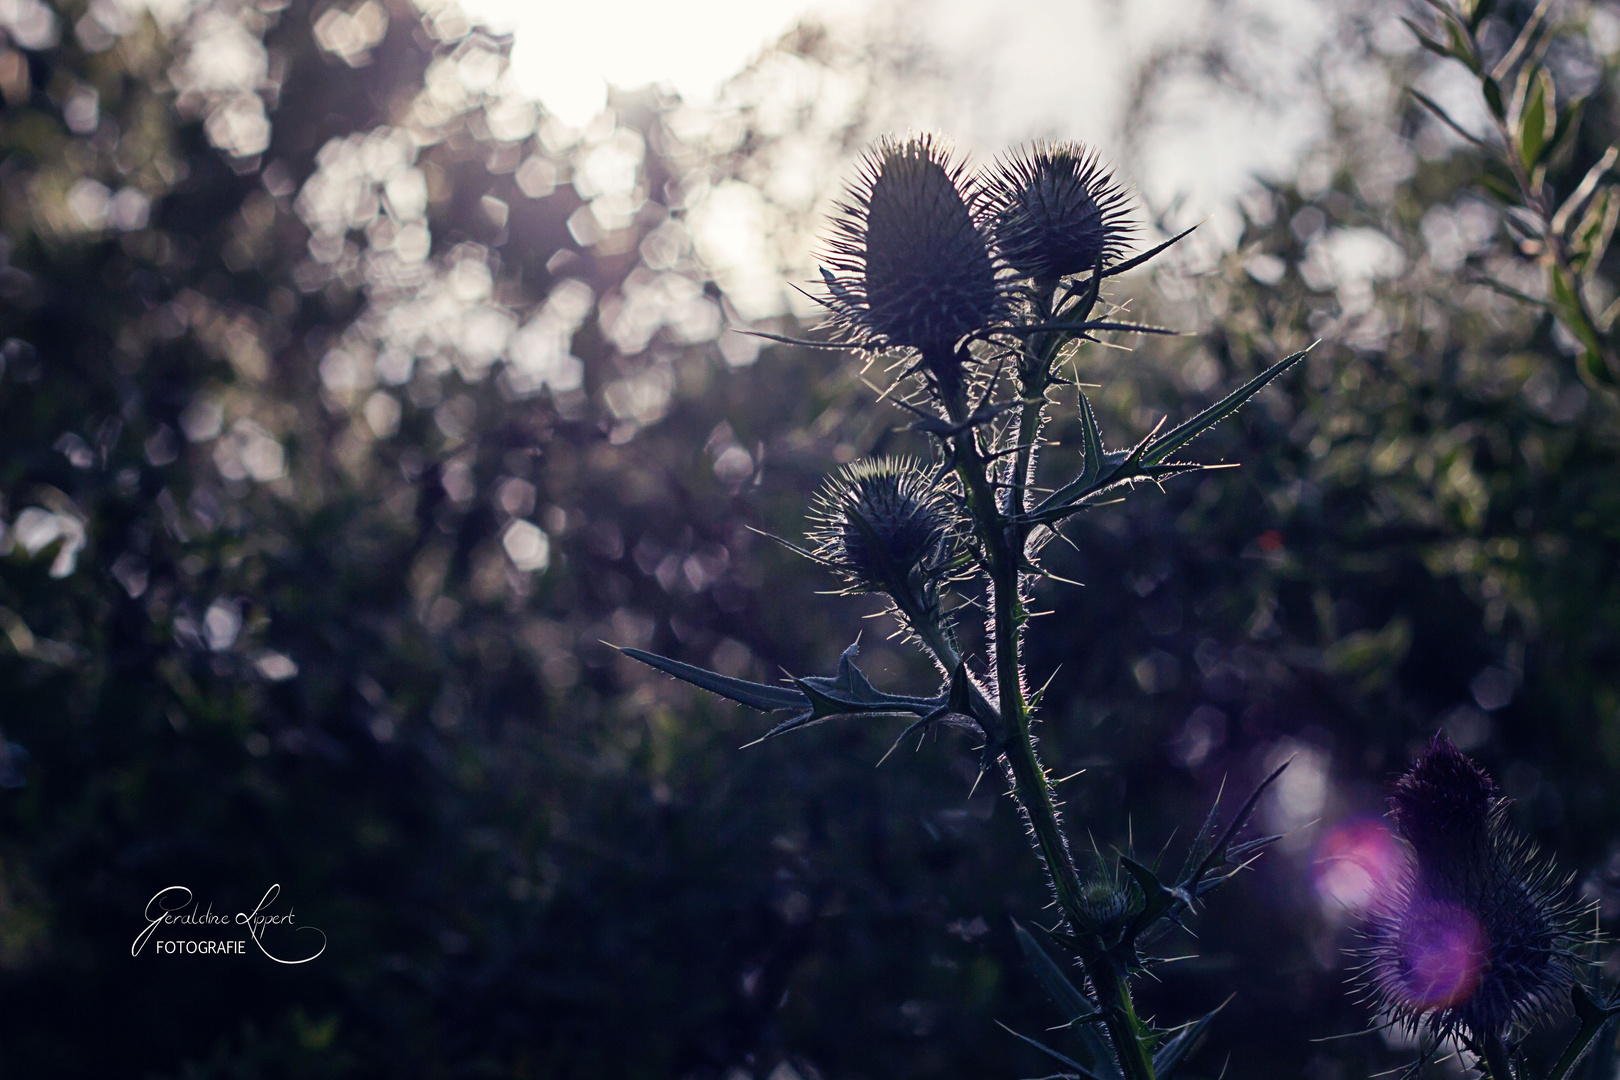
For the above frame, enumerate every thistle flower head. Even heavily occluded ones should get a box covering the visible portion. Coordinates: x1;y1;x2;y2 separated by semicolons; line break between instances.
819;136;1003;386
807;457;957;620
1358;733;1587;1042
982;142;1134;283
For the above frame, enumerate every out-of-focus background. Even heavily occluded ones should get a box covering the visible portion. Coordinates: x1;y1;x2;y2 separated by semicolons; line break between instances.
2;0;1619;1075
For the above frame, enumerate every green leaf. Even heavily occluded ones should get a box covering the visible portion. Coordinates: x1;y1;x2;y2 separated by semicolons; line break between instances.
1444;18;1482;72
1151;1003;1226;1079
1547;95;1589;165
1141;345;1314;467
1402;17;1456;64
1483;75;1505;120
1519;66;1554;172
996;1022;1113;1080
1411;89;1492;152
1119;855;1179;932
1011;921;1123;1079
1571;188;1620;276
1549;264;1603;354
1551;145;1618;237
620;647;807;712
1476;168;1522;206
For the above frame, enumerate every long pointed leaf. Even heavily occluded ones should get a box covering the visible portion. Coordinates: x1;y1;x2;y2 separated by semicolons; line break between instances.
1184;759;1292;892
996;1022;1108;1080
1036;391;1107;513
1142;345;1314;467
1013;920;1096;1022
1551;145;1618;237
1076;390;1105;486
1410;89;1493;151
1103;223;1200;279
620;648;806;712
1152;1002;1226;1079
1011;921;1122;1078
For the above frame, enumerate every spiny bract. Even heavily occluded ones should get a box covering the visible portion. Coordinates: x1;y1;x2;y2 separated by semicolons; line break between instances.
982;142;1134;283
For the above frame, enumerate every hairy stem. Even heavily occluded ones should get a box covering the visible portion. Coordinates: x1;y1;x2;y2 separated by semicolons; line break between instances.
1010;283;1060;516
1480;1033;1515;1080
949;415;1155;1079
938;331;1153;1079
1088;963;1158;1080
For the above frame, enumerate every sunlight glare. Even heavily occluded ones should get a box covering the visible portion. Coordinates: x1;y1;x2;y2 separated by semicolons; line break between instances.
455;0;849;126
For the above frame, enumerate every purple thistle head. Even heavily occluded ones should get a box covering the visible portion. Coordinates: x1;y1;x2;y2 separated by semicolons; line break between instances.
1357;733;1587;1042
981;142;1135;284
807;457;959;628
818;135;1006;400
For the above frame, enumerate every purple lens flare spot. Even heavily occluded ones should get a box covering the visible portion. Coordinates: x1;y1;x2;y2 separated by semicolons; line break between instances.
1393;899;1487;1010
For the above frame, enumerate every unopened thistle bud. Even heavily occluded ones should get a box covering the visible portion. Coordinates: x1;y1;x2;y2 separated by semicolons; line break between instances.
808;458;957;626
820;136;1003;400
1358;733;1586;1043
983;142;1134;284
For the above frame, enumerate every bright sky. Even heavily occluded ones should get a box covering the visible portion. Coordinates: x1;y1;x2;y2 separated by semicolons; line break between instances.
459;0;859;127
458;0;1354;215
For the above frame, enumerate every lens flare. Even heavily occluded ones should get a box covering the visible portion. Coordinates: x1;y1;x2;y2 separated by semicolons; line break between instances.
1313;819;1406;914
1391;900;1486;1010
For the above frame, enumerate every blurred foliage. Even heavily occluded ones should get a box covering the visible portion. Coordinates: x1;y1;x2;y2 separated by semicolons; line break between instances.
3;0;1620;1077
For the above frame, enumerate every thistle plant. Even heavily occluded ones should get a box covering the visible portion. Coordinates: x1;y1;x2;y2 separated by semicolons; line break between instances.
1353;735;1616;1080
623;134;1313;1079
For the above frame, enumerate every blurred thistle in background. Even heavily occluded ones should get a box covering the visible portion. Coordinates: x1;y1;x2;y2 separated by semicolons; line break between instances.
1358;734;1593;1077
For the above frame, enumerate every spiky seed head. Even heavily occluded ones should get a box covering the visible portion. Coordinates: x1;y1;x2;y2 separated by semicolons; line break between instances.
1080;874;1136;934
1357;733;1588;1042
1390;731;1496;874
807;457;957;620
819;135;1003;381
983;142;1134;283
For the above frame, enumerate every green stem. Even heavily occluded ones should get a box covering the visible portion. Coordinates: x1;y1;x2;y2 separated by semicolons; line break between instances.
912;620;1003;748
951;429;1084;910
956;422;1156;1078
938;334;1153;1080
1087;963;1158;1080
1010;282;1060;516
1547;1017;1614;1080
1480;1033;1515;1080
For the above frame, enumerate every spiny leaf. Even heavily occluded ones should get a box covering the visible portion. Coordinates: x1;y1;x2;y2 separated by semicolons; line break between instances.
1518;66;1555;172
1013;919;1097;1022
793;640;940;714
1076;389;1105;486
1152;1001;1227;1079
1011;921;1122;1078
996;1021;1112;1080
1101;223;1200;280
620;647;806;712
1182;759;1291;895
1119;855;1179;931
1140;345;1314;467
